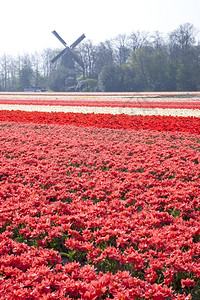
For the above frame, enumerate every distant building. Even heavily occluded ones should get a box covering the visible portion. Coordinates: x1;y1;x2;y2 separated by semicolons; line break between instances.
24;86;42;92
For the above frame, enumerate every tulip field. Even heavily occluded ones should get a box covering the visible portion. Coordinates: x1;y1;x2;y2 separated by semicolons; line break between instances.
1;92;200;299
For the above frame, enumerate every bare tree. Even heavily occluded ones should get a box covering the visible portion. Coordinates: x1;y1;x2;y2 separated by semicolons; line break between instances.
111;34;130;65
128;31;150;51
41;49;54;78
0;54;10;90
77;40;96;77
93;41;113;75
151;31;166;50
168;23;197;60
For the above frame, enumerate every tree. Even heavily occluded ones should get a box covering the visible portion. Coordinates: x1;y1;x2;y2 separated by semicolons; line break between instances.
165;61;177;91
176;58;199;91
50;66;73;92
77;40;96;78
128;31;150;51
168;23;196;61
18;65;33;91
0;54;11;91
93;41;113;76
76;77;98;92
128;47;171;91
128;48;150;91
145;49;169;91
13;54;35;91
98;64;124;92
121;64;136;91
112;34;130;66
151;31;165;50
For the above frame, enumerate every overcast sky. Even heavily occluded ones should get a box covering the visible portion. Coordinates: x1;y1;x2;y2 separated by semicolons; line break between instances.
1;0;200;56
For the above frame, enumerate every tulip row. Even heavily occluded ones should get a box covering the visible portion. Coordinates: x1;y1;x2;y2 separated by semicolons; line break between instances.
0;110;200;134
0;110;200;299
0;97;200;109
0;98;200;109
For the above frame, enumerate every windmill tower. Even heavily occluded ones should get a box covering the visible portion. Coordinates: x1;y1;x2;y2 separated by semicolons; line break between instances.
51;30;86;90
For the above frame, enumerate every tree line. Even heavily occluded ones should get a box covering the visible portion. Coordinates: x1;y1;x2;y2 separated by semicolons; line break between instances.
1;23;200;92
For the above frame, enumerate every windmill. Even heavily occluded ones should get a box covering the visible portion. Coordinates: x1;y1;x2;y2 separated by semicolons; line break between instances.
51;30;85;70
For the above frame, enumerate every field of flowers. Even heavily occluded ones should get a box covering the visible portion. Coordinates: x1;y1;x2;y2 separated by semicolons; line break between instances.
0;91;200;117
0;92;200;299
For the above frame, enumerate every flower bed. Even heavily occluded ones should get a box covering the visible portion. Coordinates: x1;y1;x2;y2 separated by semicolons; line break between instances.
0;91;200;117
0;110;200;134
1;98;200;109
0;96;200;299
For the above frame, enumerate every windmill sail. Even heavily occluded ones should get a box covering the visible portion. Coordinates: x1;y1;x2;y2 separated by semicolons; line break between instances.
51;30;86;68
51;48;68;64
70;34;86;49
52;30;67;47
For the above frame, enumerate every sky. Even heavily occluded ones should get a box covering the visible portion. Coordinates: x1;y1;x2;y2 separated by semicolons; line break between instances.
1;0;200;56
